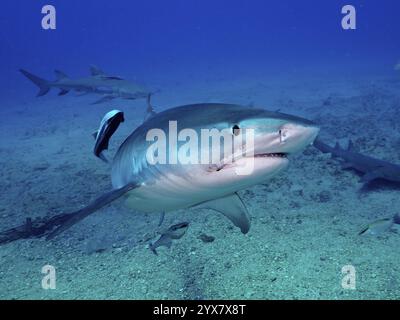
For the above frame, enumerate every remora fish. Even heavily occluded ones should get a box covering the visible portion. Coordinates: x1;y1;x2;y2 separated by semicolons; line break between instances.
149;222;189;255
20;67;152;105
46;103;319;240
359;213;400;236
93;110;125;163
314;138;400;184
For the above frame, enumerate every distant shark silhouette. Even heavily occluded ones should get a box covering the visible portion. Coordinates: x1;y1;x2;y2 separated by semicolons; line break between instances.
20;65;153;105
314;138;400;184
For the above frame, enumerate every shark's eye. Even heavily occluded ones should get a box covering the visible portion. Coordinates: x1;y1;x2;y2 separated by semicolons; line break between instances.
232;124;240;136
279;129;288;143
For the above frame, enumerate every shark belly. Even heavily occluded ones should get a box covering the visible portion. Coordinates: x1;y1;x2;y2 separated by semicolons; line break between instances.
124;173;208;212
123;157;289;213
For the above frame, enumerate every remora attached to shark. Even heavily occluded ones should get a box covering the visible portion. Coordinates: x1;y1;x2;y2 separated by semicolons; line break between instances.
93;110;125;163
314;138;400;184
19;66;152;105
46;103;319;239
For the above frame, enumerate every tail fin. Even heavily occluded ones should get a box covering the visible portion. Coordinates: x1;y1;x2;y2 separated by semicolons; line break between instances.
20;69;51;97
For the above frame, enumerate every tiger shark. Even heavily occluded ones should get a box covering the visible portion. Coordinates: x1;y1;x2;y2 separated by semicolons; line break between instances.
46;103;319;239
19;66;151;104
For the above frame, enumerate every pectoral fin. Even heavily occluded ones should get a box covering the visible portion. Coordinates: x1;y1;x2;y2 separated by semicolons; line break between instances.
91;95;115;105
195;193;250;234
150;235;172;255
360;171;381;183
58;89;70;96
46;182;139;240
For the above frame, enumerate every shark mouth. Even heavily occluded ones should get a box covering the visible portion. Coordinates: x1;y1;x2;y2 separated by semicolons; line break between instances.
208;152;288;172
254;153;288;158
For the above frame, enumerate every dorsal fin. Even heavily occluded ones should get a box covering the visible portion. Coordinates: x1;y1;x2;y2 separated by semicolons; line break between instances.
334;142;340;150
54;70;68;80
348;140;355;151
90;65;105;76
143;93;157;122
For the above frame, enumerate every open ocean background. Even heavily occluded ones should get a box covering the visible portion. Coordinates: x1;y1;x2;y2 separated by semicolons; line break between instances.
1;0;399;99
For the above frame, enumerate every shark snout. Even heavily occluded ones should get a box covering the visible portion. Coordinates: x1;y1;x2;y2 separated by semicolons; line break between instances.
279;123;319;155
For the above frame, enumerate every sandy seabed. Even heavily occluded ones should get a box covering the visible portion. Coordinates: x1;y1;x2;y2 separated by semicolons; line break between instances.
0;73;400;299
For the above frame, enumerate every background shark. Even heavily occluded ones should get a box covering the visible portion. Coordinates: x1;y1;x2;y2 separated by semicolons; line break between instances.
314;138;400;184
19;66;152;104
87;66;152;104
47;103;319;239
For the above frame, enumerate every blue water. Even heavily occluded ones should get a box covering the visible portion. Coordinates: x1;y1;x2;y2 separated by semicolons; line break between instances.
1;0;400;299
1;0;399;95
